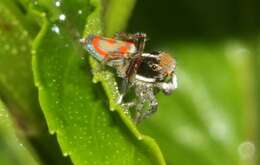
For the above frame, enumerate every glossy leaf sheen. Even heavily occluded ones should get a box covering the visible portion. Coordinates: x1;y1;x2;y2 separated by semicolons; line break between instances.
32;0;164;164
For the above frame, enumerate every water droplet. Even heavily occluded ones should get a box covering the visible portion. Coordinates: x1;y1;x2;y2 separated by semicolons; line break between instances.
138;135;143;140
92;78;98;83
238;141;255;160
78;10;82;15
63;152;69;157
55;1;61;7
51;24;60;34
59;14;66;21
110;104;115;111
50;130;55;135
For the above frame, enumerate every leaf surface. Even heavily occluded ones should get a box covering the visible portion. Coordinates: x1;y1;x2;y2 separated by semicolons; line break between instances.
32;0;165;164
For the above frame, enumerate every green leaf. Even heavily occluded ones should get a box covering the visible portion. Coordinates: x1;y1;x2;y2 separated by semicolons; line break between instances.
254;37;260;165
0;0;40;129
140;40;257;165
0;1;72;164
0;100;38;165
84;0;165;164
104;0;137;36
32;0;165;164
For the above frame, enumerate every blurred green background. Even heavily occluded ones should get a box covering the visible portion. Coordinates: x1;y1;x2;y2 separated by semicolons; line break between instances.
0;0;259;165
128;0;259;165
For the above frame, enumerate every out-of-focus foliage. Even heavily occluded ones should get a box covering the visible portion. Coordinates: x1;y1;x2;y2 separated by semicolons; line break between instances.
104;0;136;36
0;100;38;165
139;41;256;165
128;0;259;42
128;0;259;165
0;1;72;164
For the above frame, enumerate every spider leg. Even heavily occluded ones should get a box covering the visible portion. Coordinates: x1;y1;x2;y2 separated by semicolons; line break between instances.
136;92;158;123
135;32;147;55
116;78;129;104
133;100;144;124
125;33;147;81
156;73;178;95
140;95;158;121
114;32;147;57
133;81;158;124
113;32;131;40
114;32;147;43
120;101;135;116
120;78;129;95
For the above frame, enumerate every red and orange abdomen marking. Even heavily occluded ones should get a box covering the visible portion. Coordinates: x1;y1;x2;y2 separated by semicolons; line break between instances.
89;35;137;61
92;36;108;59
118;42;134;57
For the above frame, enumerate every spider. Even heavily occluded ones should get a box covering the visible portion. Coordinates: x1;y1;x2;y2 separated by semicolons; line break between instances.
80;32;177;123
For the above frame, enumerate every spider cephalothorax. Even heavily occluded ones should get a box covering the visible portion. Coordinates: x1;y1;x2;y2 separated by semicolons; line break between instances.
81;32;177;123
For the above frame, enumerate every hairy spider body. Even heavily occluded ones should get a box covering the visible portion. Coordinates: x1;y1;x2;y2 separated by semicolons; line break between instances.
80;33;177;123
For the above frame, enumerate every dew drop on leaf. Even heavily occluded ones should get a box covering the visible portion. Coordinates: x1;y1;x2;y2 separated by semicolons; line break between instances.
50;130;55;135
33;0;38;5
51;24;60;34
78;10;82;15
63;152;69;157
59;14;66;21
238;141;255;160
55;1;61;7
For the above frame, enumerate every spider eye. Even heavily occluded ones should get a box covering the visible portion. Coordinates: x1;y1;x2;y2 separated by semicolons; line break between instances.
151;64;157;71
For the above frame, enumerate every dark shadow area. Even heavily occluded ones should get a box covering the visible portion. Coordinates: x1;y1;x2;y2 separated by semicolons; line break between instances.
127;0;260;44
